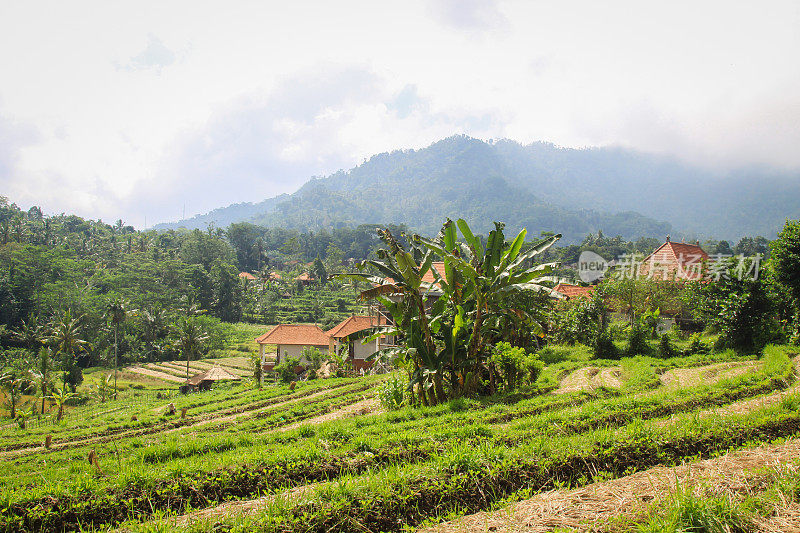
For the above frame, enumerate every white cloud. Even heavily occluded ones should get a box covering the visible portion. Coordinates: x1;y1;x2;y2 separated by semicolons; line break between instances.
119;34;177;73
0;0;797;225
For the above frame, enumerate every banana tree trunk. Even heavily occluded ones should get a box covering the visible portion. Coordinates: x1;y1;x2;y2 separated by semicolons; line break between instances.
434;372;446;404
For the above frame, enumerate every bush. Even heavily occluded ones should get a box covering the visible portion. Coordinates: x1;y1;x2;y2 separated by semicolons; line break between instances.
657;333;677;359
274;356;300;383
64;393;90;406
626;323;651;357
301;346;325;371
683;333;710;356
592;328;619;360
490;342;541;392
524;354;544;383
536;345;572;365
550;296;606;345
376;374;406;410
609;321;630;341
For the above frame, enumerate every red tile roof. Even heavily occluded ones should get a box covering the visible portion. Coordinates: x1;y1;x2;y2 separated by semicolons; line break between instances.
239;272;257;280
295;272;315;282
639;239;709;280
421;261;446;285
268;271;282;280
553;283;595;299
326;315;387;339
255;324;330;346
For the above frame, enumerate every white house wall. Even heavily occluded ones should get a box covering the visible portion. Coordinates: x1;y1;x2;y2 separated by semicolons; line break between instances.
276;344;328;365
352;338;378;360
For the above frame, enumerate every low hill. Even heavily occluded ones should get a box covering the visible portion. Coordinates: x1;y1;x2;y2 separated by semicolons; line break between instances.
156;136;800;241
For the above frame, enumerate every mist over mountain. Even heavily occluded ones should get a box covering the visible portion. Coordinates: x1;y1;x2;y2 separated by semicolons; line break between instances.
155;136;799;242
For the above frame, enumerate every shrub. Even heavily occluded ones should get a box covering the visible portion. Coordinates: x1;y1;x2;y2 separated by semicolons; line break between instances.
376;374;406;410
657;333;677;359
490;342;541;392
536;345;572;365
274;356;300;383
592;328;619;360
524;354;544;383
609;321;630;341
301;346;325;371
626;322;651;357
550;295;606;345
683;333;710;356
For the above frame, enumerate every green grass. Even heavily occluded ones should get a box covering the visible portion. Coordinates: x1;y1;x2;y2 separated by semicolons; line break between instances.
0;344;796;532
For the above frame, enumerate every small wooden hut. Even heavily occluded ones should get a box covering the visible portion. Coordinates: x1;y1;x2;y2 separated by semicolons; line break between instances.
180;366;241;393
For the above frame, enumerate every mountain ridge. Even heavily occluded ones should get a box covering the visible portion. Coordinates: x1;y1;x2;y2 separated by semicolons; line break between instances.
155;135;800;241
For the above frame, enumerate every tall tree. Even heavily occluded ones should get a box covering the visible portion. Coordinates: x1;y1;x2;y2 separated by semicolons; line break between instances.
106;297;134;399
47;310;90;392
174;317;209;381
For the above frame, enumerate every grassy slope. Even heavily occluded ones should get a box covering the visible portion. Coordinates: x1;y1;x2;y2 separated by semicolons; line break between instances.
0;344;796;532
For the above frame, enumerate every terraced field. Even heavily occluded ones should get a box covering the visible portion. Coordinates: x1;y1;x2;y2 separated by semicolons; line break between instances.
1;345;798;532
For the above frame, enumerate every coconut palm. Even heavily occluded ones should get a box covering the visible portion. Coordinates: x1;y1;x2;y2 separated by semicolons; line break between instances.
107;298;135;399
48;310;90;392
12;316;46;352
173;317;209;381
31;346;54;413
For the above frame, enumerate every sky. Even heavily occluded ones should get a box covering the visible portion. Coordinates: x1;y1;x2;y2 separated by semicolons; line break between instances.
0;0;798;227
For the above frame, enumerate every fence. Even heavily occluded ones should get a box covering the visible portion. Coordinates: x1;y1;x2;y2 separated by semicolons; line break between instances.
3;388;178;431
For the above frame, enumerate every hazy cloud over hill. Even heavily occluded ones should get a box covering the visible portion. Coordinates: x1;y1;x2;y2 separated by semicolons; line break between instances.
0;0;797;227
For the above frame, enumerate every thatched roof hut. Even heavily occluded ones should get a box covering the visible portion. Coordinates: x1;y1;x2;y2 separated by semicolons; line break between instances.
182;366;241;392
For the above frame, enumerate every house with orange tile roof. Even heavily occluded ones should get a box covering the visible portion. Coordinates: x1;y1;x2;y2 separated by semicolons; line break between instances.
294;272;315;285
638;237;709;280
238;272;257;281
553;283;595;300
326;315;392;371
255;324;330;370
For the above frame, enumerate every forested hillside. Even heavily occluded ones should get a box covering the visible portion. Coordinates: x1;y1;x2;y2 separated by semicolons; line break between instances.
0;198;404;380
157;136;800;241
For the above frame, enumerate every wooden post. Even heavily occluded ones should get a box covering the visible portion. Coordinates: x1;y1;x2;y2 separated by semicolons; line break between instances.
289;381;296;391
44;435;52;449
88;449;102;472
180;407;188;418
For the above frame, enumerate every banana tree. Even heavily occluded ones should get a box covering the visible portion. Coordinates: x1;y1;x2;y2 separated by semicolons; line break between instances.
415;219;562;393
48;386;77;422
337;228;447;405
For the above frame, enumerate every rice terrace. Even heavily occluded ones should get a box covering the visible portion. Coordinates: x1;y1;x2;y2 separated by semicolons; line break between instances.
2;4;800;530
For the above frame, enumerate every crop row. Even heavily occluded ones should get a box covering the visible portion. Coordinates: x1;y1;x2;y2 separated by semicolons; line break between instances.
0;378;364;451
1;351;792;531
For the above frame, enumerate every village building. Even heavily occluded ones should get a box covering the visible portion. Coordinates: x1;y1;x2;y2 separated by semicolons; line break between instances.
294;272;316;285
238;272;257;281
637;237;709;280
255;324;330;371
553;283;595;300
326;315;391;372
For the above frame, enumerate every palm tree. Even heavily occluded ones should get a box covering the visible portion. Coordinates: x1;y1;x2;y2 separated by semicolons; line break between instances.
48;310;90;392
12;316;46;352
31;346;53;413
0;372;26;419
107;298;135;399
48;386;77;421
174;318;209;381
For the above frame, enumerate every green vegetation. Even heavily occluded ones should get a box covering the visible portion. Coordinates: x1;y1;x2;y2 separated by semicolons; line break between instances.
2;205;800;532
